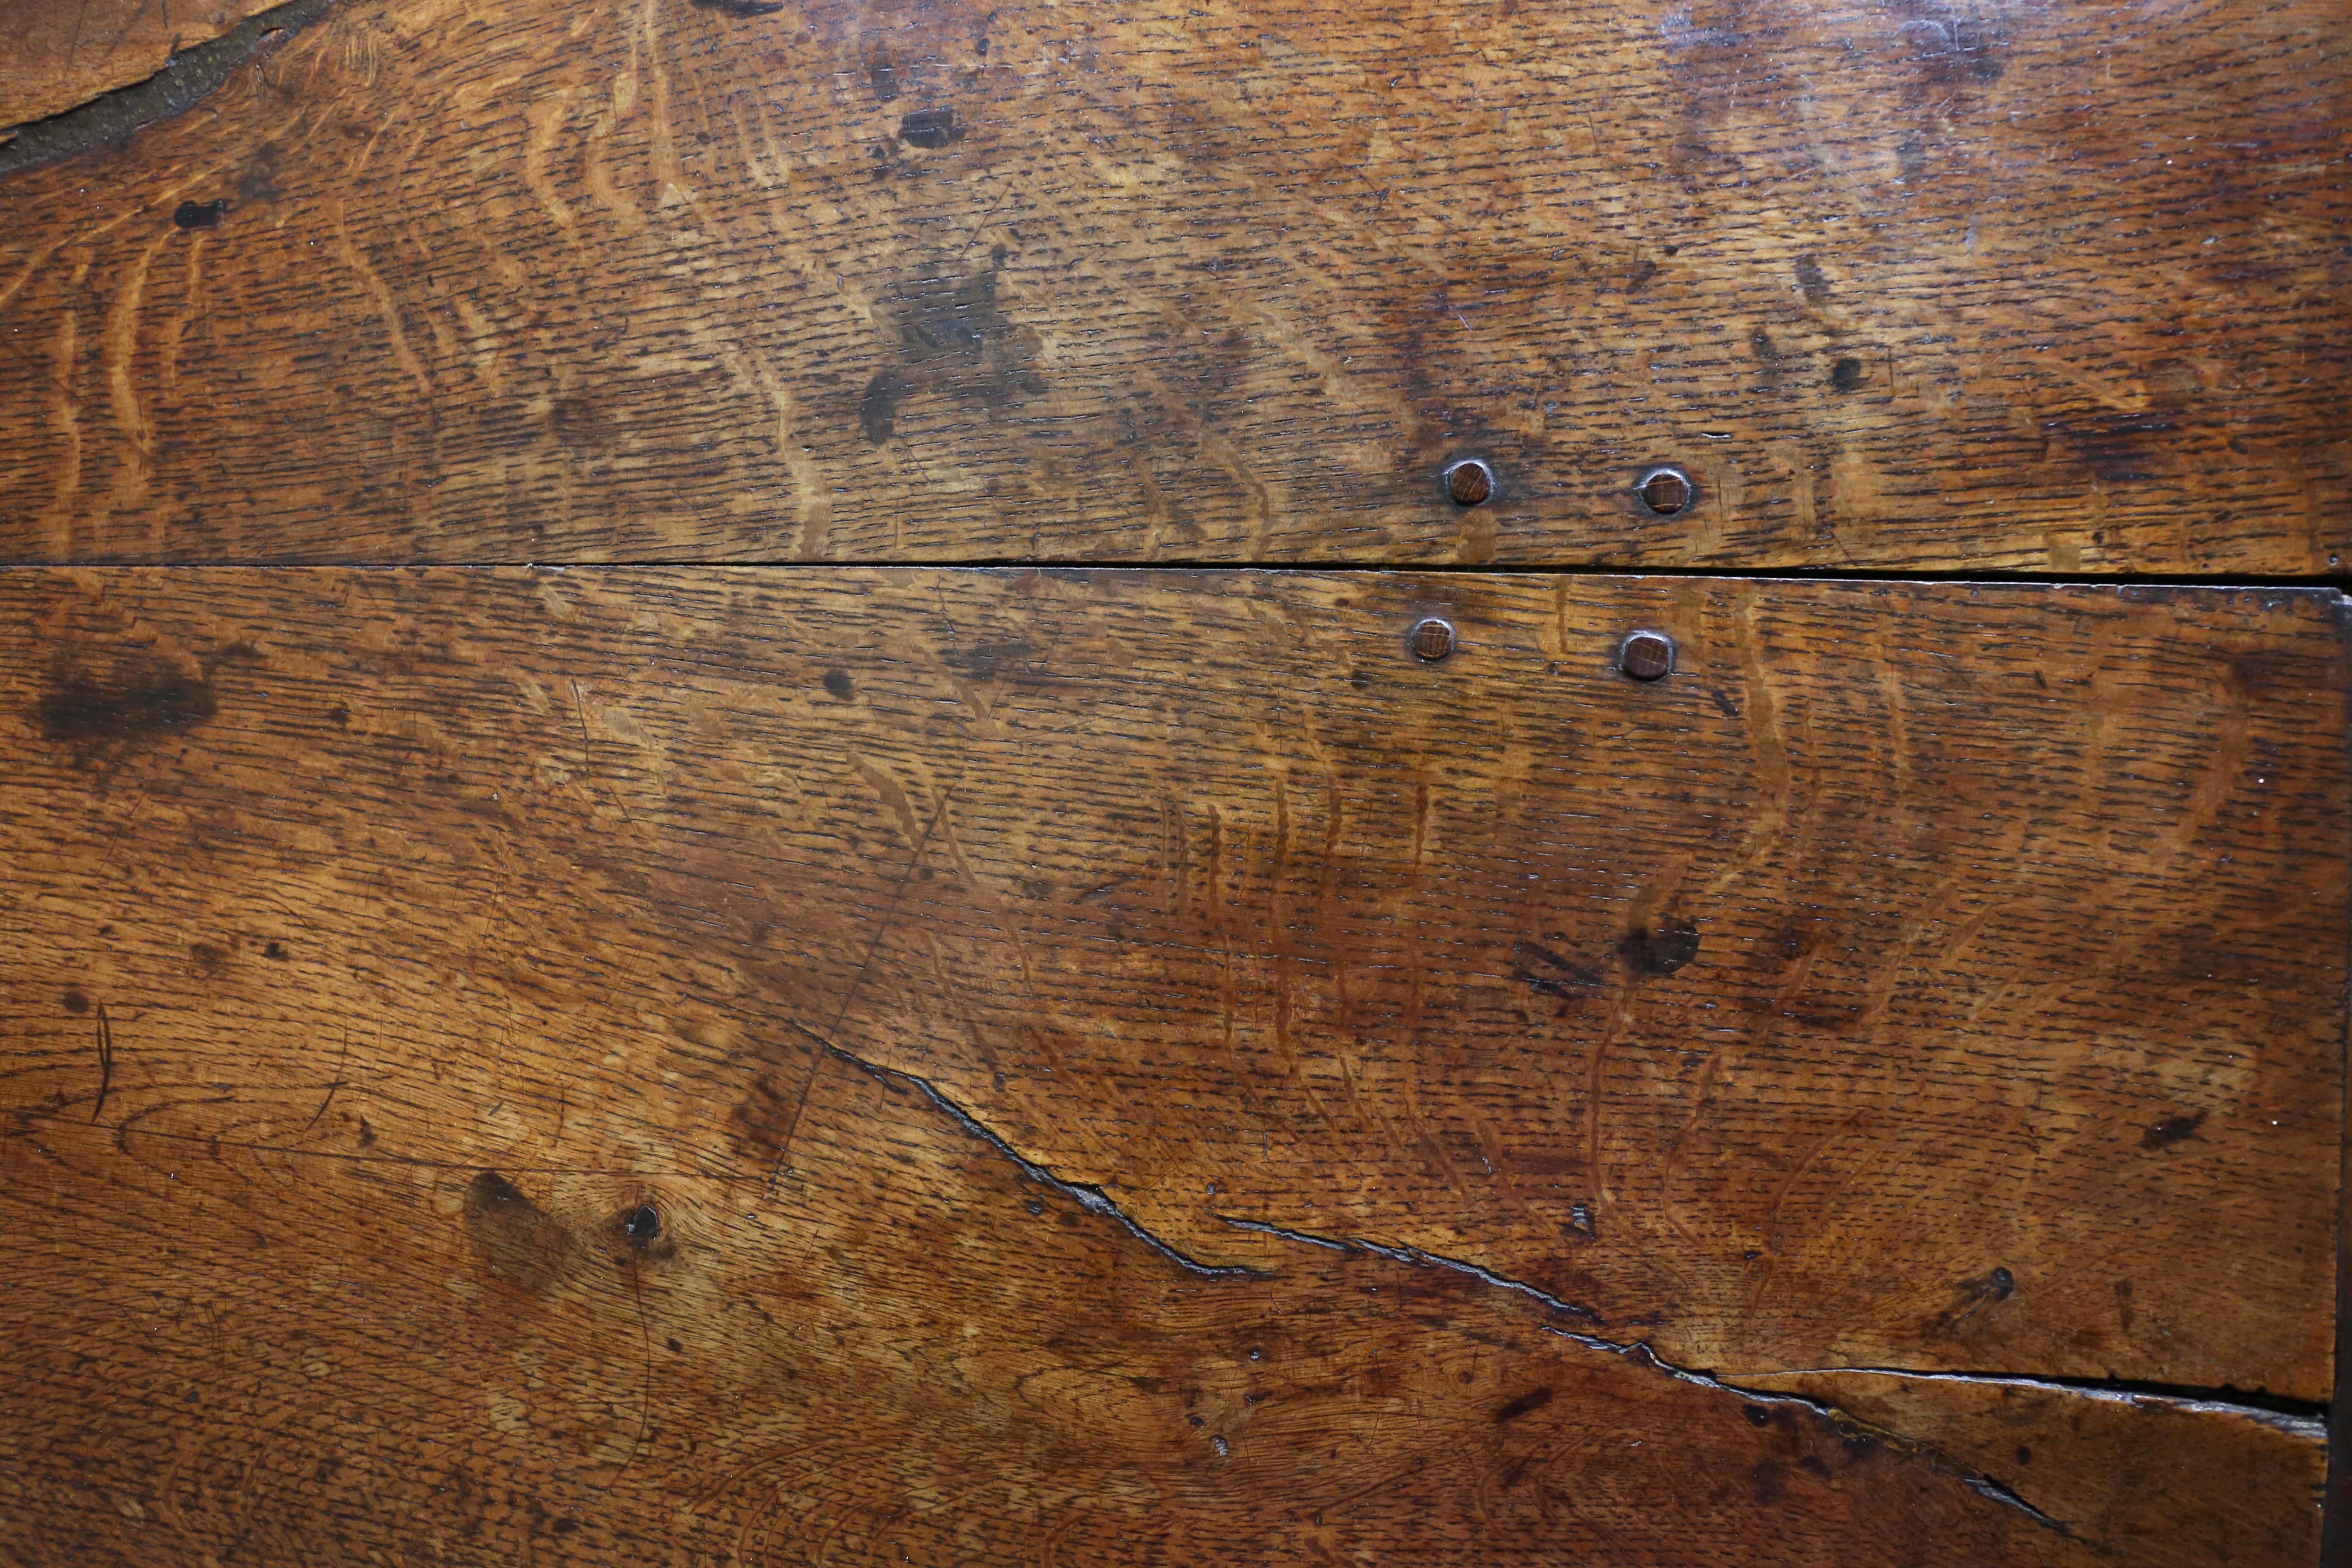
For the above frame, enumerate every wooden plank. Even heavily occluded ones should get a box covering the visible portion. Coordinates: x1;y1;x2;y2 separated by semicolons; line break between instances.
0;567;2337;1560
1732;1369;2328;1562
0;0;2345;570
0;0;282;131
5;1052;2105;1565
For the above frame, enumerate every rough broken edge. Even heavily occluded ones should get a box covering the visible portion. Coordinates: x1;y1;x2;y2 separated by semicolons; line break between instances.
0;0;342;181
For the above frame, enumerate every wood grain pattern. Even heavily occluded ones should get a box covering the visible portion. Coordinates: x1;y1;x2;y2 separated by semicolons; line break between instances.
1733;1369;2328;1562
0;0;280;131
0;567;2337;1561
0;0;2347;569
5;1047;2109;1566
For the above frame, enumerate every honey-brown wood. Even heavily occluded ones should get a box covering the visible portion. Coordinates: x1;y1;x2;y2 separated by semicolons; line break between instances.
1733;1369;2328;1561
0;0;281;131
1;0;2348;570
0;567;2338;1562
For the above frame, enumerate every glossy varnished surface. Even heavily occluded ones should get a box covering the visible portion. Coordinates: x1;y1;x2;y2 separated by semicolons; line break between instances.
0;0;2347;569
0;568;2337;1562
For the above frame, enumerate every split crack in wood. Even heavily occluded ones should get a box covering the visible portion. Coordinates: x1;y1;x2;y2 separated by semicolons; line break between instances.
0;0;343;178
801;1030;2331;1545
1215;1214;1605;1322
805;1028;1260;1279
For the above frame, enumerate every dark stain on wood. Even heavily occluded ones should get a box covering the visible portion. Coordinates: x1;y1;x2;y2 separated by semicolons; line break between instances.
37;671;215;746
3;0;2341;569
1620;917;1703;977
897;107;964;149
462;1170;573;1292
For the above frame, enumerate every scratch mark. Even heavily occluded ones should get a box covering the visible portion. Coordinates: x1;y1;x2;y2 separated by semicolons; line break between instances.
605;1250;658;1490
301;1021;353;1134
570;679;634;825
763;792;949;1189
91;1004;114;1122
300;1078;344;1134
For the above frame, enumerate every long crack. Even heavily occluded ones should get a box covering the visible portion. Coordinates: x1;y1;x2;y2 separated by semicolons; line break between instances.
1720;1365;2328;1433
1542;1328;2075;1538
808;1028;1261;1280
1216;1214;1606;1324
817;1029;2328;1546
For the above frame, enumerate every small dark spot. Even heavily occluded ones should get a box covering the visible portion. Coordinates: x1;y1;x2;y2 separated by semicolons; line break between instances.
39;671;217;746
1831;356;1864;392
822;668;854;701
173;199;229;230
328;704;351;728
1743;1249;1763;1261
63;989;89;1014
622;1205;661;1244
550;1517;580;1535
2015;1444;2032;1464
1025;1198;1044;1216
1130;1375;1164;1392
189;941;230;979
1750;1458;1788;1505
668;1336;684;1353
263;941;288;961
859;371;912;444
2141;1109;2206;1151
897;108;965;149
1626;257;1659;294
1794;254;1828;302
1620;917;1701;976
1743;1403;1776;1427
868;54;900;101
357;1117;376;1146
1494;1386;1553;1423
687;0;784;15
1935;1266;2018;1333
